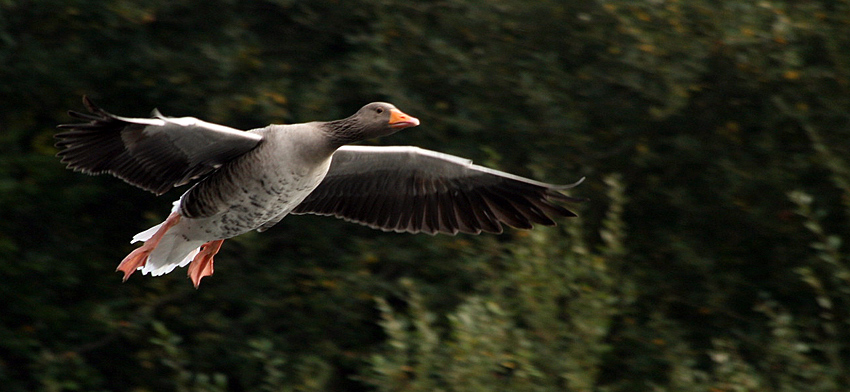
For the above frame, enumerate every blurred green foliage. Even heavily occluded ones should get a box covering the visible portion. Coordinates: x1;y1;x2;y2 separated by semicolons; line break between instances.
1;0;849;390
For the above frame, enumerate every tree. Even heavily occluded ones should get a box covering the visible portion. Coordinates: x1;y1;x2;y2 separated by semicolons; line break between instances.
1;0;849;390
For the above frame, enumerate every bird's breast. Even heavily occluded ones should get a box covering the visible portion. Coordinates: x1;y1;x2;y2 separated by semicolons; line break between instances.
179;150;332;240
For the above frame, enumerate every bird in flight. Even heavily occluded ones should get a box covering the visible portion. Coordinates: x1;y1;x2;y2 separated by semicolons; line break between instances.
56;96;584;288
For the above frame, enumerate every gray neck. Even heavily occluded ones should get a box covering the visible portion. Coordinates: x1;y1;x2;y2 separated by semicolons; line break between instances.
321;117;367;148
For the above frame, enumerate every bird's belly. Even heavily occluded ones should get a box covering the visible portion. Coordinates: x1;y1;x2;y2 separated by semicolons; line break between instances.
177;163;328;240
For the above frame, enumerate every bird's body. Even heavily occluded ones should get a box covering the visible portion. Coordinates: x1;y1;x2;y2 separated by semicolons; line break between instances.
56;97;583;287
135;124;335;276
179;124;334;238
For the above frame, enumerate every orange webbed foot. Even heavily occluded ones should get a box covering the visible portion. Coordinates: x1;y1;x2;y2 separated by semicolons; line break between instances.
187;239;224;289
116;247;152;282
116;212;181;282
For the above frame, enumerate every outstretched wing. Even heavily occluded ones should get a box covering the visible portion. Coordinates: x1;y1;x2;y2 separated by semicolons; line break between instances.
291;145;584;235
55;96;264;195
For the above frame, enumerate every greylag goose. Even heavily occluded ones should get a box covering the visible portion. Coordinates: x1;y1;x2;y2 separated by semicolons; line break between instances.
56;96;584;288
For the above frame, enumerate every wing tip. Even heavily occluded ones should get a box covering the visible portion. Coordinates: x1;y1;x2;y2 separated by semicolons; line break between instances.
551;176;585;190
81;94;105;116
546;177;588;203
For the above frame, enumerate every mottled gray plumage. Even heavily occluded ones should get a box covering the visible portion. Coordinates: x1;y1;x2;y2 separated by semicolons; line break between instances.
55;96;583;287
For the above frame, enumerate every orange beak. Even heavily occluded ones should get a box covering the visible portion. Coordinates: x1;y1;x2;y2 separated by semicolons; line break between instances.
388;108;420;129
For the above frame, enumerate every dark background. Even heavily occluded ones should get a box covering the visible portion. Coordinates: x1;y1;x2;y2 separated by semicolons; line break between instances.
2;1;849;391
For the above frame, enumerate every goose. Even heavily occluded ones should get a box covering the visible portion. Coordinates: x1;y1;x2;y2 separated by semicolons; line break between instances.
56;96;584;288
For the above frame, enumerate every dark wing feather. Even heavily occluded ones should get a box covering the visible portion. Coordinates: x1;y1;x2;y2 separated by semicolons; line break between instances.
55;96;263;195
291;146;584;235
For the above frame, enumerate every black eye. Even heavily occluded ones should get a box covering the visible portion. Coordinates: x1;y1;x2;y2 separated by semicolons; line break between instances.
376;107;384;114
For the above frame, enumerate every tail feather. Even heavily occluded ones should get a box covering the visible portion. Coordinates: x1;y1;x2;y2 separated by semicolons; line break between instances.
132;221;164;244
131;201;203;277
142;246;199;276
133;200;183;244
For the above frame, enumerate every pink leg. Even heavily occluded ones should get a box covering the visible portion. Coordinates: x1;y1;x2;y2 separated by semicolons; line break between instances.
116;212;181;282
187;239;224;289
